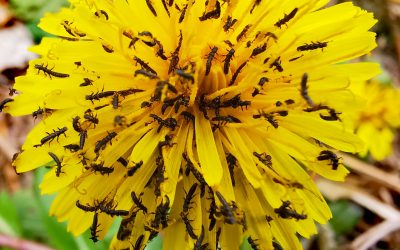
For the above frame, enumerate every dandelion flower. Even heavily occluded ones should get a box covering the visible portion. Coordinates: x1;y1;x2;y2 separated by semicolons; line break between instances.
5;0;379;249
350;80;400;160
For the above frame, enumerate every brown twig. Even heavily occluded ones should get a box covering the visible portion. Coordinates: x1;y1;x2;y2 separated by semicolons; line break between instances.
351;219;400;250
0;234;54;250
340;153;400;193
317;179;400;250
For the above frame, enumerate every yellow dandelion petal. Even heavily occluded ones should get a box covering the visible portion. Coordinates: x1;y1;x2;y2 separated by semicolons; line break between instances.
5;0;379;249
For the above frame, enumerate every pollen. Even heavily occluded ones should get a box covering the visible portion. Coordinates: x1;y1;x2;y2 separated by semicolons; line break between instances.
4;0;379;249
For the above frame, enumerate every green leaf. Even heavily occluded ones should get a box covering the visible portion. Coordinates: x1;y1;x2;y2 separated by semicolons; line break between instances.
0;192;23;236
239;236;252;250
30;168;78;250
146;235;162;250
11;190;47;240
329;200;363;235
9;0;69;22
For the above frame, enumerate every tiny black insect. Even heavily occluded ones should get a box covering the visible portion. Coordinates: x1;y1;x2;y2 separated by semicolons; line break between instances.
250;0;262;14
182;153;206;197
252;88;262;97
34;64;70;78
253;152;272;167
274;200;307;220
285;99;295;105
208;196;217;231
205;46;219;76
79;130;87;149
300;73;313;106
223;16;238;32
102;44;114;53
118;88;145;97
138;31;153;38
112;93;120;109
319;108;341;121
183;183;198;213
236;24;252;42
152;38;168;60
258;77;269;88
297;41;328;51
273;241;284;250
133;56;157;75
161;0;170;17
229;61;247;86
94;104;110;110
215;191;236;224
114;115;127;127
251;43;267;58
275;8;298;28
223;48;235;74
117;157;128;167
277;110;288;117
62;20;86;38
289;55;303;62
99;202;129;217
127;160;143;176
199;1;221;21
194;226;208;250
226;153;237;186
8;88;17;96
224;40;234;47
64;144;80;152
134;235;145;250
270;57;283;72
152;195;170;229
35;127;68;147
86;90;116;103
90;213;100;242
0;98;13;112
94;132;117;154
131;191;148;213
76;200;98;212
72;116;82;132
180;111;195;122
175;69;195;83
141;101;152;108
117;213;137;241
128;37;140;49
145;0;158;16
94;10;109;20
222;94;251;110
74;61;82;68
158;135;176;152
84;111;99;127
32;107;53;119
48;152;63;177
179;4;188;23
253;111;279;128
134;69;159;79
181;211;198;240
80;78;93;87
168;31;183;74
248;237;259;250
216;227;222;248
212;115;241;124
149;114;178;133
91;162;114;175
317;150;340;170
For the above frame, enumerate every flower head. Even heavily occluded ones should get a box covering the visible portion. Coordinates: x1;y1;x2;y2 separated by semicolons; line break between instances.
5;0;379;249
350;79;400;160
